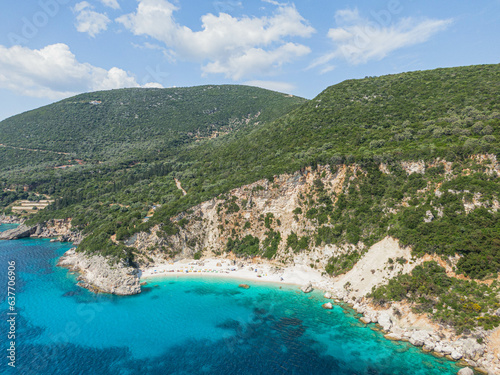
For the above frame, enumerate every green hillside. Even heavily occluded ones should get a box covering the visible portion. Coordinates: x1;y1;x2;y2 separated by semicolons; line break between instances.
0;85;306;171
186;63;500;183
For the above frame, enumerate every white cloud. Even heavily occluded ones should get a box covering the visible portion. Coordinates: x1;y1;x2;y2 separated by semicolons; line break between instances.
244;80;296;93
74;1;110;37
203;43;310;80
311;8;452;69
117;0;315;79
0;43;162;99
100;0;120;9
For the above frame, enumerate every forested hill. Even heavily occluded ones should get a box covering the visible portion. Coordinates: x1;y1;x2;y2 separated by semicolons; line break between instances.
1;64;499;279
186;64;500;183
0;85;306;163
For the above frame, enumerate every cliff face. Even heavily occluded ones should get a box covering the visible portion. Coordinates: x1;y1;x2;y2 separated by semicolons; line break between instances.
132;164;354;267
132;155;500;275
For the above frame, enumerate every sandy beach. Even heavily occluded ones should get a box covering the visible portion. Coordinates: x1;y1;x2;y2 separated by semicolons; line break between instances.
139;258;336;290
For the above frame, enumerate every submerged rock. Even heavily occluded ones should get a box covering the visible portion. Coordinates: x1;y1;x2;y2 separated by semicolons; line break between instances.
238;284;250;289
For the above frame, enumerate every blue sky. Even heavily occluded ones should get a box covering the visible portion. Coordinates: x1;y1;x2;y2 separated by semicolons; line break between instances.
0;0;499;121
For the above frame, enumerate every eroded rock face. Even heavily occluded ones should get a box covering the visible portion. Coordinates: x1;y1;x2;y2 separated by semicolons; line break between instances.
0;224;36;240
57;248;141;296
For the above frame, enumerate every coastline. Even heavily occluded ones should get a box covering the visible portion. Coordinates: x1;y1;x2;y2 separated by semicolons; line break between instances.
139;258;333;290
139;255;496;375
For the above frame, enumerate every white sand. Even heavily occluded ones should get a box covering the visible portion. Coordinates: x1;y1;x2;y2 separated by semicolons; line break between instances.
139;258;335;290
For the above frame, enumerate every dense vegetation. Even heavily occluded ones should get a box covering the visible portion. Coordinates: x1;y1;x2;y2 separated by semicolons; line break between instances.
1;64;499;282
370;261;500;332
0;85;305;160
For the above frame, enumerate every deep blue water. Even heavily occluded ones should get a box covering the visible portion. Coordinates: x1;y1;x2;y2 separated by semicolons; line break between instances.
0;227;462;375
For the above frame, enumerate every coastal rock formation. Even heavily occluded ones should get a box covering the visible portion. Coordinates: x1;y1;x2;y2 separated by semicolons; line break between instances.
0;218;83;244
32;219;83;244
57;248;140;295
409;331;430;347
0;215;24;224
301;282;313;293
377;312;393;332
0;224;36;240
457;368;474;375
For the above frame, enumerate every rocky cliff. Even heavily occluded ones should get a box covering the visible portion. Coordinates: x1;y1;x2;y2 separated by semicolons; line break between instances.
57;248;141;295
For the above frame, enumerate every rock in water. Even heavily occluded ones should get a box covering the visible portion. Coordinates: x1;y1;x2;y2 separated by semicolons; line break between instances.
324;292;332;299
0;224;36;240
322;302;333;309
238;284;250;289
457;368;474;375
301;282;313;293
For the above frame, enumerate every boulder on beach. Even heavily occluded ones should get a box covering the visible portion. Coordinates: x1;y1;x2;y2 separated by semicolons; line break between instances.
324;292;332;299
457;368;474;375
322;302;333;309
301;282;313;293
239;284;250;289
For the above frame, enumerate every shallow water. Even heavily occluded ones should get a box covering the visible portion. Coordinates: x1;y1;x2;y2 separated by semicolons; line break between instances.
0;237;462;374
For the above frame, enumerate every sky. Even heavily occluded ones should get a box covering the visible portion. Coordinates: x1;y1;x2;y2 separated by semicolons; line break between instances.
0;0;499;121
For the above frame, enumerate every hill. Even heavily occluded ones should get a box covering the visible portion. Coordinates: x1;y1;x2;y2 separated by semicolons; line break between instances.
0;85;306;173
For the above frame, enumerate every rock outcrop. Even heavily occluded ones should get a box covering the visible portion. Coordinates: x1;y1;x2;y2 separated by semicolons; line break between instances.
0;218;83;244
0;224;36;240
0;215;23;224
57;248;141;295
32;219;83;244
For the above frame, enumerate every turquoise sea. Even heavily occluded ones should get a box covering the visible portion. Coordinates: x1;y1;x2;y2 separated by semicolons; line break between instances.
0;223;462;374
